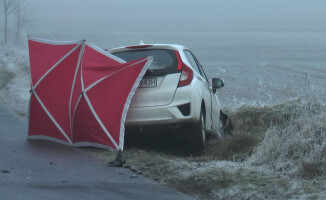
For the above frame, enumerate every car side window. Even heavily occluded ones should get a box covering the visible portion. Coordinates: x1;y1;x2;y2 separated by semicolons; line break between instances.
184;50;202;76
192;54;209;83
184;50;209;83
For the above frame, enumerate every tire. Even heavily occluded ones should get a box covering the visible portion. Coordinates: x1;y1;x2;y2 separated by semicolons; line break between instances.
220;110;233;136
189;110;206;153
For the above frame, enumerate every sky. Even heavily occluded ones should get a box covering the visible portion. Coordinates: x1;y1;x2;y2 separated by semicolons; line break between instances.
27;0;326;32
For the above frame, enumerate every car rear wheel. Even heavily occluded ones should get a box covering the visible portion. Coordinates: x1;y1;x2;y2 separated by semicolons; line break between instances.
189;110;206;153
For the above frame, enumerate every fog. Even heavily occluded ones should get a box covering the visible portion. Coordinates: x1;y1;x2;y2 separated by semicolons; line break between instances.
20;0;326;107
28;0;326;32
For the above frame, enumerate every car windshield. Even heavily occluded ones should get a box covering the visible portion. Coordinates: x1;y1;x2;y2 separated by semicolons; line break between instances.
112;49;178;76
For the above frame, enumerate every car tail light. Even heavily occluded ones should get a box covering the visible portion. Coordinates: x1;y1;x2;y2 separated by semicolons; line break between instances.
175;51;193;87
178;63;193;87
175;50;183;71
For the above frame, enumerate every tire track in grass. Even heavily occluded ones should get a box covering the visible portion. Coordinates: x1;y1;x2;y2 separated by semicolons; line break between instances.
268;65;326;80
295;65;326;74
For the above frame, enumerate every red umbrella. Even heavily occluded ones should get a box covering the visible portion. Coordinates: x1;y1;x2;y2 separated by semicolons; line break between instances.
28;36;152;150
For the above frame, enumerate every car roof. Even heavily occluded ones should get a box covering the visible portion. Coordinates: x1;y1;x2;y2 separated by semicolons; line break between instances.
109;44;188;53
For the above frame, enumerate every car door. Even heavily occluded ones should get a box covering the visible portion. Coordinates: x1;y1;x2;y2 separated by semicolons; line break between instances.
184;50;214;130
191;53;221;132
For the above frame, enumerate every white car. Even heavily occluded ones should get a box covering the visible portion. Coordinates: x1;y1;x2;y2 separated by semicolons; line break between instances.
109;44;225;152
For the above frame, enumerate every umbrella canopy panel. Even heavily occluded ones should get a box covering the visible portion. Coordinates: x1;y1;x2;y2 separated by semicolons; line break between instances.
28;36;152;150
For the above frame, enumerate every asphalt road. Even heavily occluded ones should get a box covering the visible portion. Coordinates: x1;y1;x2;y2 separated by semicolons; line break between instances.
0;101;195;200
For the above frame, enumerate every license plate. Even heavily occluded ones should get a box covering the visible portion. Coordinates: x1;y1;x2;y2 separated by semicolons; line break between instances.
138;78;157;88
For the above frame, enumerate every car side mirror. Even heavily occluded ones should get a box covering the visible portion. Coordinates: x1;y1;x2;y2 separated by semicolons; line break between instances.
212;78;224;93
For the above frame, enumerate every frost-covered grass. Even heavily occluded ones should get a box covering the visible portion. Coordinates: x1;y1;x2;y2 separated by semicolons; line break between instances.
1;43;326;199
249;98;326;179
0;43;31;118
86;95;326;199
210;99;307;162
249;111;326;173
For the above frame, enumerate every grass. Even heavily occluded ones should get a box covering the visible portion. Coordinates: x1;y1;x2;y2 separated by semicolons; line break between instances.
249;99;326;179
207;100;307;162
300;161;324;179
0;68;15;90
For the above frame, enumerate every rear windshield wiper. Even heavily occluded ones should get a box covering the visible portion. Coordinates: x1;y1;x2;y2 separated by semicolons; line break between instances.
144;68;154;76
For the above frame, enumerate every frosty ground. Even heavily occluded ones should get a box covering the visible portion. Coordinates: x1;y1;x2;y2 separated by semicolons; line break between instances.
1;43;326;200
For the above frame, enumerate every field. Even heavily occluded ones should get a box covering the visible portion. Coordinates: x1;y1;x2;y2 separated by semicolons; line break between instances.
1;31;326;199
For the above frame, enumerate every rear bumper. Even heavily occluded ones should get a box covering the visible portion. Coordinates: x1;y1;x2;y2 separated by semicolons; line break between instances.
125;84;201;126
125;104;193;126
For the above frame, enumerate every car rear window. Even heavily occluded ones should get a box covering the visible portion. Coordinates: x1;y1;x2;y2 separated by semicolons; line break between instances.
112;49;178;76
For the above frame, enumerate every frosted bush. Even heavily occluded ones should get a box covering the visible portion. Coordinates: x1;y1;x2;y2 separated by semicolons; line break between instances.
250;112;326;172
249;76;326;178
